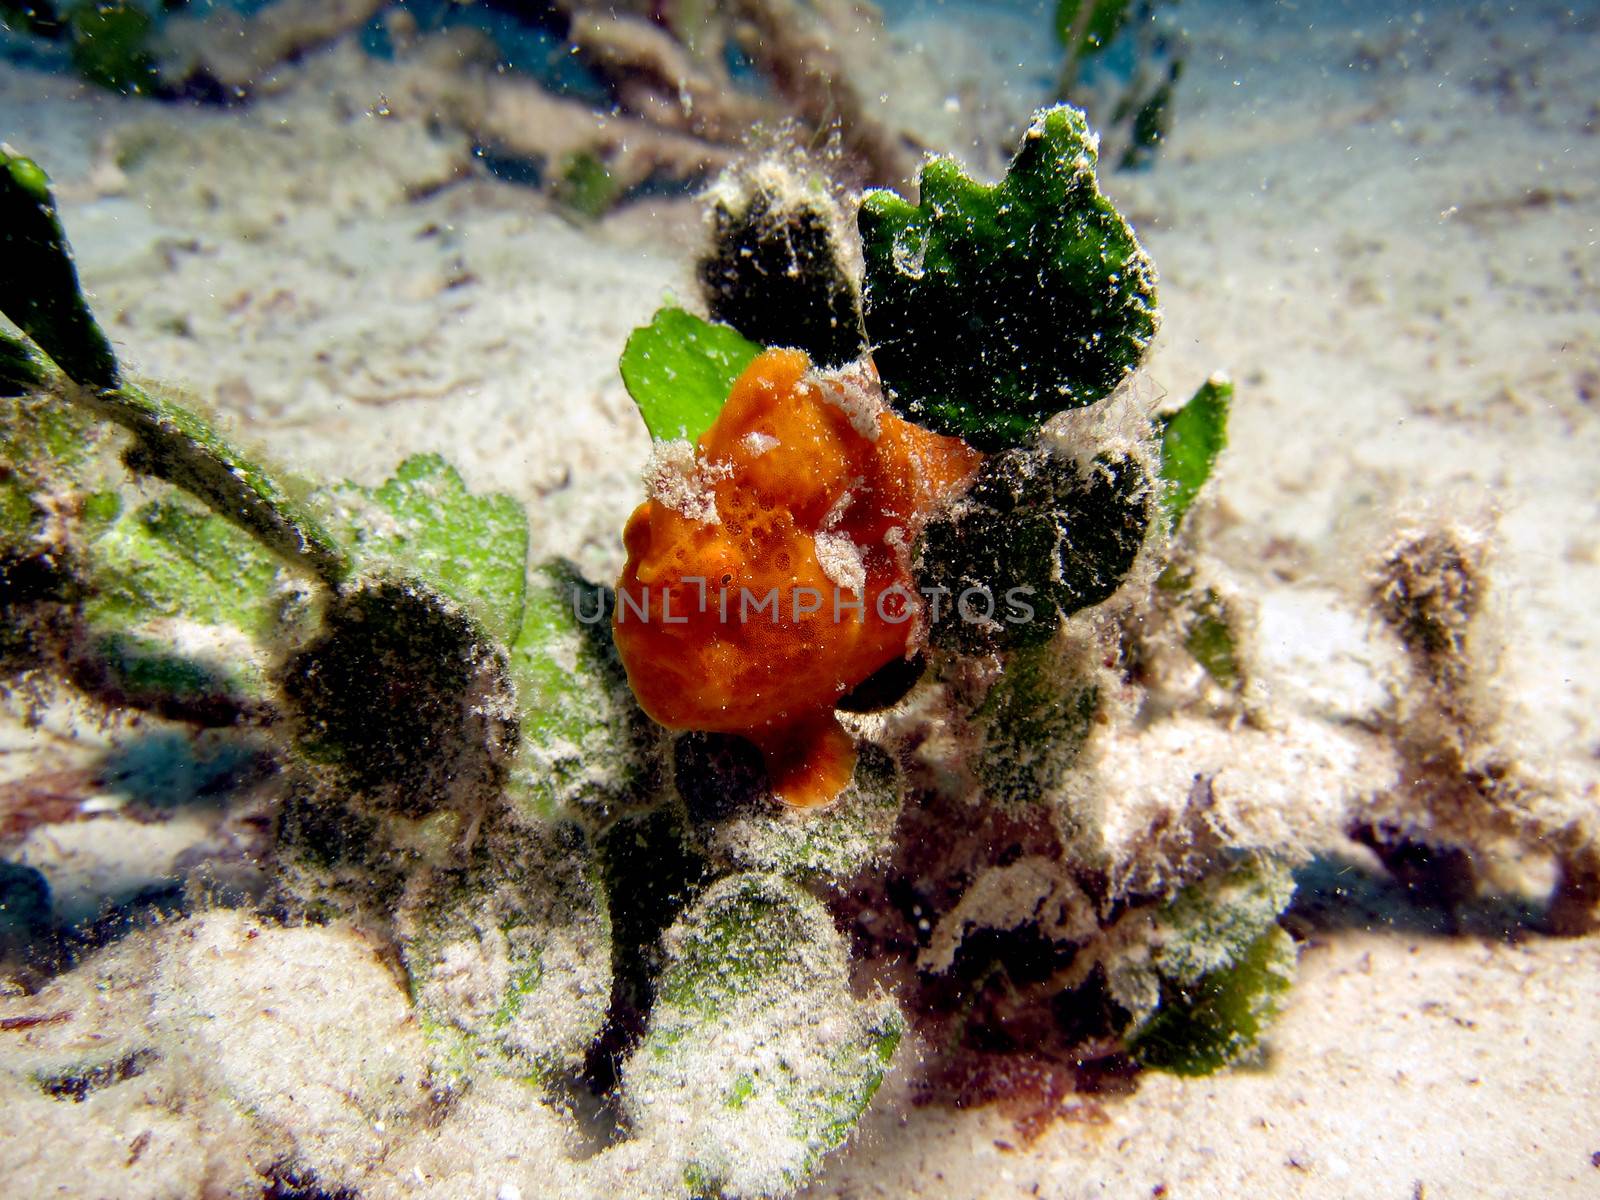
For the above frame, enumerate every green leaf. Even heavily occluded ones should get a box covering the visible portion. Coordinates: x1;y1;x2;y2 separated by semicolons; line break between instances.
1;151;346;582
1158;374;1232;530
619;306;762;443
0;148;120;389
859;104;1159;450
326;453;528;645
1126;858;1298;1076
504;560;656;827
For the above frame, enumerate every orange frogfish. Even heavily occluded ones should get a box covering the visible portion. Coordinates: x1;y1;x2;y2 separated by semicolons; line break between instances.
614;348;982;809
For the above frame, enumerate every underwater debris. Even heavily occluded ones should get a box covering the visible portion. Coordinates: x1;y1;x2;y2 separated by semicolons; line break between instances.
156;0;385;95
1364;519;1600;934
5;0;919;212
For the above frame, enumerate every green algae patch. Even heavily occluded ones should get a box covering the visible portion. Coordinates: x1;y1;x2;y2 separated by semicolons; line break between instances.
398;818;612;1087
0;376;99;470
0;474;36;551
699;742;903;882
628;873;904;1196
653;875;813;1015
620;306;762;443
1151;858;1296;984
1121;858;1298;1074
1054;0;1131;56
1132;925;1296;1076
859;104;1159;450
1183;590;1242;690
974;640;1101;809
86;496;284;636
81;493;293;714
1159;374;1232;530
553;150;622;220
505;560;658;827
67;0;158;95
0;383;104;562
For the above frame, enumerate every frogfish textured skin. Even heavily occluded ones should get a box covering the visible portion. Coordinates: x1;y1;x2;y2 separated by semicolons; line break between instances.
615;348;981;807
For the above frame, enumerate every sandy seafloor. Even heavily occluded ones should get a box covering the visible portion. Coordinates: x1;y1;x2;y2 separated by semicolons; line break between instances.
2;0;1598;1196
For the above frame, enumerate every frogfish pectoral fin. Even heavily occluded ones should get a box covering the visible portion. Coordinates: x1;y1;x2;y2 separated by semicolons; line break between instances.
752;715;857;810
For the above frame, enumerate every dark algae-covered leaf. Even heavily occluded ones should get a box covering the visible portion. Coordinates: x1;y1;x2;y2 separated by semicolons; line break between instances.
620;306;762;443
698;180;866;369
917;446;1151;652
859;104;1159;450
0;147;120;389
